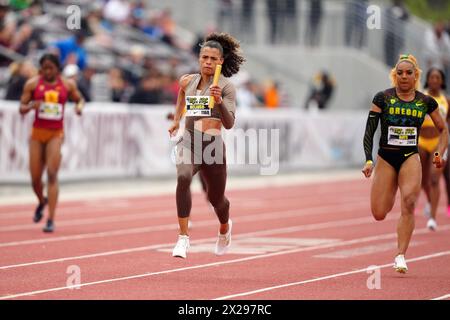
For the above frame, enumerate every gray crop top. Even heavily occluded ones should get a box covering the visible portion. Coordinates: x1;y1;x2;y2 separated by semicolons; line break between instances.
184;73;236;133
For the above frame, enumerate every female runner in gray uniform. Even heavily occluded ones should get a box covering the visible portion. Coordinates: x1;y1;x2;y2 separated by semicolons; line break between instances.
168;33;245;258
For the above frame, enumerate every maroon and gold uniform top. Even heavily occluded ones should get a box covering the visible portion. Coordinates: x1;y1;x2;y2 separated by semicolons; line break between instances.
32;77;69;130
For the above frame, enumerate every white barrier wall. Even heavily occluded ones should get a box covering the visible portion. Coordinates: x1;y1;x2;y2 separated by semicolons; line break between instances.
0;101;369;183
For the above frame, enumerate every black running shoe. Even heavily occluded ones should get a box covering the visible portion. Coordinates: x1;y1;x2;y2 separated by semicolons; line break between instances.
33;198;48;223
43;219;54;233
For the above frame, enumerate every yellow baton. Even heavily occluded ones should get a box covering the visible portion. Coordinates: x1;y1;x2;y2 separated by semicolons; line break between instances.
209;64;222;109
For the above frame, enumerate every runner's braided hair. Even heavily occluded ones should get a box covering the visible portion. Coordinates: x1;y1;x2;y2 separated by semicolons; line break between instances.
201;32;245;78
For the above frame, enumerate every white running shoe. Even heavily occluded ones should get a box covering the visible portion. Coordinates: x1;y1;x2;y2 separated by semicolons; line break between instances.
394;254;408;274
423;202;431;219
172;235;190;259
427;218;437;231
215;220;232;256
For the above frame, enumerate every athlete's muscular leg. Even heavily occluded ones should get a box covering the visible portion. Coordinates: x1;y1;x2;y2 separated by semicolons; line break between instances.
199;170;208;194
176;163;193;235
428;164;443;221
419;147;431;203
175;146;200;235
29;139;46;204
202;163;230;234
371;155;398;221
397;154;422;255
45;137;63;221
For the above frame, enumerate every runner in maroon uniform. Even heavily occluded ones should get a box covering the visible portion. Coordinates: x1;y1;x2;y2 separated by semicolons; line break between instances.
19;53;84;232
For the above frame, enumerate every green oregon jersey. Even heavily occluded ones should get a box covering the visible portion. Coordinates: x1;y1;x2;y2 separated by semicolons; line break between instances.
372;88;438;150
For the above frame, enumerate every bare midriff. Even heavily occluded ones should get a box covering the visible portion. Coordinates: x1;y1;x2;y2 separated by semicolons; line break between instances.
194;118;222;135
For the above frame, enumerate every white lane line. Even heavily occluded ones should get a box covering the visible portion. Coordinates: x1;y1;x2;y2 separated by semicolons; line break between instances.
431;294;450;300
0;214;376;270
0;210;174;232
1;225;448;299
0;195;369;231
214;250;450;300
0;183;368;220
0;201;174;220
314;241;425;259
0;200;370;247
0;172;362;203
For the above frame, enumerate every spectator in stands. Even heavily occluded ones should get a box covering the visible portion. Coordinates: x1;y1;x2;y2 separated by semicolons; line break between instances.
191;33;204;57
130;0;146;30
383;0;409;67
79;65;95;102
237;80;261;111
161;73;179;105
109;67;126;102
0;1;16;65
304;71;335;111
344;0;368;48
140;11;164;41
50;30;88;70
305;0;322;47
62;64;92;102
121;44;145;88
159;8;176;47
128;72;163;105
9;0;33;10
191;26;216;57
217;0;234;34
85;3;113;49
5;59;37;100
264;80;280;108
240;0;255;42
7;1;45;57
0;1;14;46
266;0;280;44
284;0;299;43
12;24;44;57
103;0;131;24
424;21;450;90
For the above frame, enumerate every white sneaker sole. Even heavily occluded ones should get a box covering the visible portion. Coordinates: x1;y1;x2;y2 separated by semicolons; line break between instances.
427;220;437;231
173;249;188;259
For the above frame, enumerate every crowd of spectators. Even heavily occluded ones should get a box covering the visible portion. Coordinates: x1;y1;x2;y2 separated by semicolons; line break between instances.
2;0;448;110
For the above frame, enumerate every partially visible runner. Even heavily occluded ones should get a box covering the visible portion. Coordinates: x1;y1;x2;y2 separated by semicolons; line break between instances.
362;54;448;273
418;68;450;230
168;32;244;258
19;53;84;233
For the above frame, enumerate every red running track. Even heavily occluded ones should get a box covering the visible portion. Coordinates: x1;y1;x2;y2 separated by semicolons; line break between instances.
0;178;449;300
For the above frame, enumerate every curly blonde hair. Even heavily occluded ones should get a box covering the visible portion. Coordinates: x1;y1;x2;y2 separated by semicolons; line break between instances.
389;54;422;89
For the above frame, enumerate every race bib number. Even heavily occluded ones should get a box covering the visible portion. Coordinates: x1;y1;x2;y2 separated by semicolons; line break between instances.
185;96;211;117
387;126;417;146
38;102;63;121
